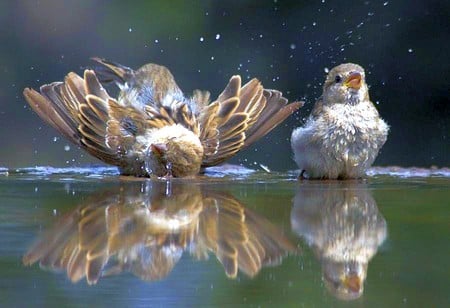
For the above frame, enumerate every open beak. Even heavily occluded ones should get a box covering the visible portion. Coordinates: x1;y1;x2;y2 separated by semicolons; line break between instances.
344;72;362;90
150;143;168;156
342;274;362;293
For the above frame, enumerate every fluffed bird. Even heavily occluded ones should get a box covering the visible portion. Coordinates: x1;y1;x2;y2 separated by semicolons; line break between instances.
24;58;303;177
291;63;389;179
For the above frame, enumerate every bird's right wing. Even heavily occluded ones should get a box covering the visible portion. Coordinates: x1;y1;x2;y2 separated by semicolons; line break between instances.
24;70;122;165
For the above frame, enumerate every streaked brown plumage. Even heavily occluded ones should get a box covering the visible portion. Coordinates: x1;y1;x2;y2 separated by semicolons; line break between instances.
24;58;303;177
23;182;296;284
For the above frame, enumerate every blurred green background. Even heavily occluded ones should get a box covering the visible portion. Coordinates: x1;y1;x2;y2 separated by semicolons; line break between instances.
0;0;448;170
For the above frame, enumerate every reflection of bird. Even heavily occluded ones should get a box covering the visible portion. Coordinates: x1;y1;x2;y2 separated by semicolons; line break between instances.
291;182;387;300
23;182;295;284
23;58;303;177
291;63;389;179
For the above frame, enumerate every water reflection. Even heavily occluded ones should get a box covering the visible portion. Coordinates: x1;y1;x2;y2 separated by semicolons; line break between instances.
291;181;387;300
23;181;295;284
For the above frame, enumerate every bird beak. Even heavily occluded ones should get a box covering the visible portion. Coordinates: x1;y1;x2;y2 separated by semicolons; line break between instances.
150;143;168;156
342;274;361;293
344;72;362;89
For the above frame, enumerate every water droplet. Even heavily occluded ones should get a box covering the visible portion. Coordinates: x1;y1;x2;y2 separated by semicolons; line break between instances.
383;1;389;6
290;43;296;50
408;48;413;53
199;37;204;42
128;28;132;32
64;145;70;151
312;22;317;26
166;162;173;177
324;67;329;73
154;39;159;43
215;34;221;40
210;56;215;60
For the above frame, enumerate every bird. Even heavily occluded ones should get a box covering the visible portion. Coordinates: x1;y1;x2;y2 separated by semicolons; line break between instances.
23;181;296;284
23;58;303;178
291;63;389;179
291;181;387;300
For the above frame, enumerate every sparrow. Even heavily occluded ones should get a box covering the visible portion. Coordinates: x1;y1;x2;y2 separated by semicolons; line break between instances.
23;58;303;177
291;63;389;179
291;182;387;300
23;181;295;284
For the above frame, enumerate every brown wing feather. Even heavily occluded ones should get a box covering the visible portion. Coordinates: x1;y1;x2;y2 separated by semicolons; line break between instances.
144;99;199;134
24;85;80;145
199;75;302;167
23;70;131;166
243;90;304;147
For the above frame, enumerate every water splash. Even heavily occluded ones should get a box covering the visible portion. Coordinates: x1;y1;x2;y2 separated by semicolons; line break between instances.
0;165;448;181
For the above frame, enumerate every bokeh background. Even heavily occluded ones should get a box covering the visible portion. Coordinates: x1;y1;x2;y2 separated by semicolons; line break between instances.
0;0;448;171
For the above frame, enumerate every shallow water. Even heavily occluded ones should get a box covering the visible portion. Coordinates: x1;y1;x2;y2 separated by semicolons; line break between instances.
0;166;448;307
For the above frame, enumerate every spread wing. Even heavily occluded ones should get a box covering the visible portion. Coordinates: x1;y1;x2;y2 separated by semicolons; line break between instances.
24;70;121;165
199;75;303;167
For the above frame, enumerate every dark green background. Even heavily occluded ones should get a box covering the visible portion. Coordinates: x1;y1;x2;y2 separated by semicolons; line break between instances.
0;0;448;170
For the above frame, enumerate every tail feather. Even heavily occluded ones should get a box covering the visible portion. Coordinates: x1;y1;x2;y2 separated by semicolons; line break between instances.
91;57;133;85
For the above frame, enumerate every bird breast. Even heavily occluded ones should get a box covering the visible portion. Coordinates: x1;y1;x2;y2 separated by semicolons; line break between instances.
317;101;387;163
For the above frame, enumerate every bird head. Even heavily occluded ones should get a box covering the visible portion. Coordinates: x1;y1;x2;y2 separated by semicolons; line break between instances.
144;124;204;177
323;63;369;106
322;259;367;300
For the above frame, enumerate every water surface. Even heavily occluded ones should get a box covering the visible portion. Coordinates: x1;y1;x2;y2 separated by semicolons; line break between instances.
0;166;448;307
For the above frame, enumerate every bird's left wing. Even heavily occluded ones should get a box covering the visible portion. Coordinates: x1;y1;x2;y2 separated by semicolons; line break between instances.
198;75;303;167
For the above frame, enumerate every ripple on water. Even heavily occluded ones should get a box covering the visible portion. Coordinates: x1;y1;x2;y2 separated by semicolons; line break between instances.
0;165;448;181
367;166;450;178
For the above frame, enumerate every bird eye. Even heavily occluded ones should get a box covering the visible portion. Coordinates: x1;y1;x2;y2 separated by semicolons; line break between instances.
335;75;342;83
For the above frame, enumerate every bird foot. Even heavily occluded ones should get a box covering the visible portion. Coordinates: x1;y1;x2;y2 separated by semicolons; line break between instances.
298;170;307;180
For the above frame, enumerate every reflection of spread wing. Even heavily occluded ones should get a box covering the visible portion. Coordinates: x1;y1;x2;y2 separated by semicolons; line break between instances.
195;192;296;278
22;198;110;284
199;76;303;167
23;183;295;284
22;183;202;284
